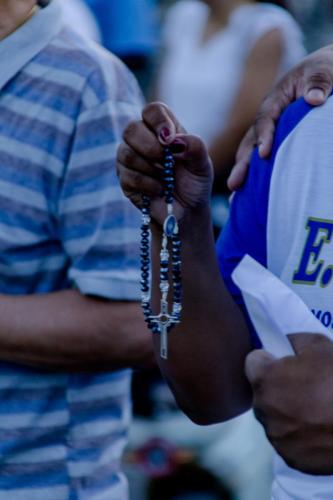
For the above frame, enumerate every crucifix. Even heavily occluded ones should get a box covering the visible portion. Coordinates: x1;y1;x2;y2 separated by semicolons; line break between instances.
150;300;179;359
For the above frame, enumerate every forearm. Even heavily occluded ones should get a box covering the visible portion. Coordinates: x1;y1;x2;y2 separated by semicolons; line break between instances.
0;290;154;371
151;206;252;424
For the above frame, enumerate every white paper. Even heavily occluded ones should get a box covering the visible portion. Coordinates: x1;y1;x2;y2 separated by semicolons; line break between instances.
231;254;331;358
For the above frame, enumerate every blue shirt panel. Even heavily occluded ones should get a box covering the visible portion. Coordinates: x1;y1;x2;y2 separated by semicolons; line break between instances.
216;97;315;346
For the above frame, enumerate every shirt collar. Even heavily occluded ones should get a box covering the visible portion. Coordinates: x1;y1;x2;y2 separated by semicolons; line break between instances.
0;0;63;91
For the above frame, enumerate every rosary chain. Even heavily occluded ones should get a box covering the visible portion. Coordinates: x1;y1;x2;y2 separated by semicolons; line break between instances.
140;147;182;358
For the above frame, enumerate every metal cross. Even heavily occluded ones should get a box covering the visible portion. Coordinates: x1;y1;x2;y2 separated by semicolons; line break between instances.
150;300;174;359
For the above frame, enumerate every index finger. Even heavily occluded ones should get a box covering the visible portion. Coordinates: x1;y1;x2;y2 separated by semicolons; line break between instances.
255;78;296;158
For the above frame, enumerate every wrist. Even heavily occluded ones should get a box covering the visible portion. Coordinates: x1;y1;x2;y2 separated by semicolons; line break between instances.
179;204;213;236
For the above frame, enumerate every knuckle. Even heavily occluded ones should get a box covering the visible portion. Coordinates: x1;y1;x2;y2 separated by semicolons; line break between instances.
142;101;168;121
121;145;136;166
307;71;332;88
123;120;140;143
129;170;144;190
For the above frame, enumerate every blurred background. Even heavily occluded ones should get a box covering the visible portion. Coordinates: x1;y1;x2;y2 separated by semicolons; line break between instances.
59;1;333;499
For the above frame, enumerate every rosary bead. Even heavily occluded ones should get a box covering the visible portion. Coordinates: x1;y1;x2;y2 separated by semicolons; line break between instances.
160;283;170;294
140;147;181;358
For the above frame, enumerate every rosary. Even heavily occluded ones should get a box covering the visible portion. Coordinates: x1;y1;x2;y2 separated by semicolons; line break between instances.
140;147;182;359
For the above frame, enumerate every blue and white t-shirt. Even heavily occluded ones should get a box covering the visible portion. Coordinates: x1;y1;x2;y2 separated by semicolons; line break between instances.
217;96;333;498
0;0;143;498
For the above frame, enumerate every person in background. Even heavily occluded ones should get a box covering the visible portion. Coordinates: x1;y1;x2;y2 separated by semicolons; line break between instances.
0;0;153;498
157;0;305;228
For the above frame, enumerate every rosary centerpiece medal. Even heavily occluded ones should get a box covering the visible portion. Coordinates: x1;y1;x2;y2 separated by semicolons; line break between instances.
140;147;182;359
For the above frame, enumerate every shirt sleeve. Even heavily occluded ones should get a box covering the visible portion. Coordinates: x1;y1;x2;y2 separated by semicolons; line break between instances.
57;95;143;301
244;6;306;65
216;96;314;346
216;149;273;346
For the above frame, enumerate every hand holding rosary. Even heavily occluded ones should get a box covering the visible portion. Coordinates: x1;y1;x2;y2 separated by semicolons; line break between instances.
140;147;182;359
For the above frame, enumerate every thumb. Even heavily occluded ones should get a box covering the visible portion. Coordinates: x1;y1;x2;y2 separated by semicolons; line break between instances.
302;70;333;106
245;350;276;387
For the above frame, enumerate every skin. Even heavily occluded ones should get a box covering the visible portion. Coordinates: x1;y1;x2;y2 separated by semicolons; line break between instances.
0;0;38;40
0;0;155;372
157;0;283;186
209;28;283;184
119;103;253;423
117;101;333;474
202;0;283;184
228;44;333;190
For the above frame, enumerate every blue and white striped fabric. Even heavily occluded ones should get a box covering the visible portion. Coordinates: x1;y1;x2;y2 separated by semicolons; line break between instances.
0;0;143;498
217;95;333;498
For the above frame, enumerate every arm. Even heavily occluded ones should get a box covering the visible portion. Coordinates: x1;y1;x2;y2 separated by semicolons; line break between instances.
118;103;253;424
210;29;283;183
228;44;333;190
0;62;153;372
0;290;154;371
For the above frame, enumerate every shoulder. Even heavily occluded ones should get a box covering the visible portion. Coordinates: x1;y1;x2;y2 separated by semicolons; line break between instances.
231;3;305;65
246;3;300;28
35;27;143;109
218;97;315;270
163;0;207;38
246;97;314;198
232;3;303;41
165;0;205;21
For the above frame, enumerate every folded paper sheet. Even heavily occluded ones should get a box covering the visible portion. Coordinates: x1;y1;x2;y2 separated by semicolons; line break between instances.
231;254;331;358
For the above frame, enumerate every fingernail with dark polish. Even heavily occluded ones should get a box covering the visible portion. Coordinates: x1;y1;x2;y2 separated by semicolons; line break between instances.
160;127;171;142
170;139;186;154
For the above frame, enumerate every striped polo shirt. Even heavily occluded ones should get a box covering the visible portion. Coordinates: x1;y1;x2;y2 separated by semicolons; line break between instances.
217;96;333;498
0;1;143;498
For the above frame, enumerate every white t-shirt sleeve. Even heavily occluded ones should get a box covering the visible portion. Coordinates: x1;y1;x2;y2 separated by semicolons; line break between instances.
162;0;207;49
240;5;306;70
